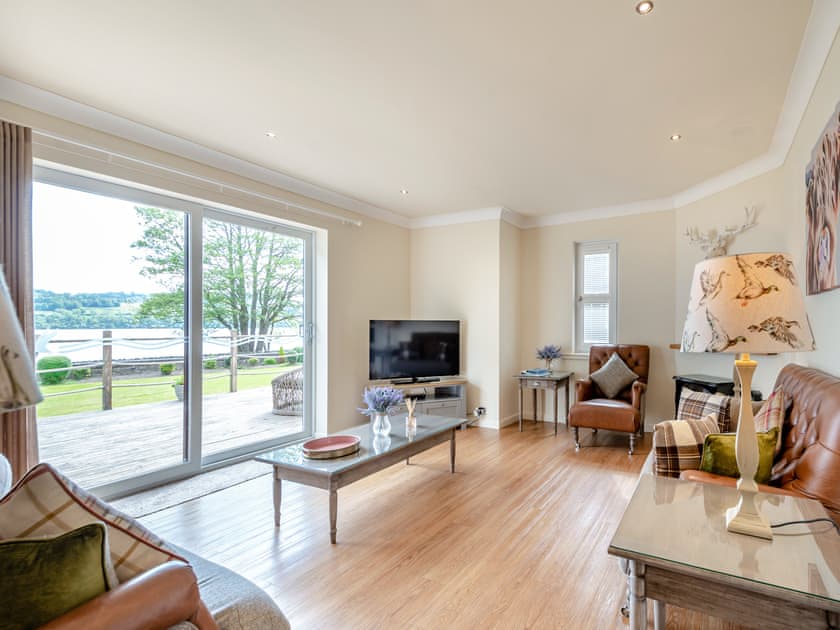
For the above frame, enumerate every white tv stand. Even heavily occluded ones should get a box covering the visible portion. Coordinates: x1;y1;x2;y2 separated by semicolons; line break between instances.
373;378;467;419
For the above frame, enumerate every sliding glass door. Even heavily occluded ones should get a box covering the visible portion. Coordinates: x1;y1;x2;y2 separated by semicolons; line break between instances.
200;211;311;462
33;167;314;496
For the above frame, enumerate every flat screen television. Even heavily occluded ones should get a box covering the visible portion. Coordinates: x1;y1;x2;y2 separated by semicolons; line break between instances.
369;320;461;381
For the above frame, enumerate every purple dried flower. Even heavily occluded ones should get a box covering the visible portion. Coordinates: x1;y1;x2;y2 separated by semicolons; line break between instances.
536;344;562;360
359;386;404;415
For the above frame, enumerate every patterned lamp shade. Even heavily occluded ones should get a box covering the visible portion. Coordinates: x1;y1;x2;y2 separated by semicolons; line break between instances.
0;272;42;410
681;252;815;354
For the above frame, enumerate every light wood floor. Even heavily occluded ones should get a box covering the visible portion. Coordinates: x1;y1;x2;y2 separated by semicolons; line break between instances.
141;423;749;629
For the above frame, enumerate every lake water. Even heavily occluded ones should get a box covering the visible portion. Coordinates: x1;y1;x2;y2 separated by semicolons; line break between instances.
35;328;302;363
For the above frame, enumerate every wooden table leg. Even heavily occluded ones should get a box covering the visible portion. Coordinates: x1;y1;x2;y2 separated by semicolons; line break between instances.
554;384;559;436
565;376;570;430
532;388;537;425
653;599;665;630
450;428;456;473
518;383;524;432
329;486;338;544
273;467;282;527
628;560;647;630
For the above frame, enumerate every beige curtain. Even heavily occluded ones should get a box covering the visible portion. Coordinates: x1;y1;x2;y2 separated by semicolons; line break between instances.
0;120;38;481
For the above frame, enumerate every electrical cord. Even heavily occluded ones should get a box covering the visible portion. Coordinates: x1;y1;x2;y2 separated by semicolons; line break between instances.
771;518;840;535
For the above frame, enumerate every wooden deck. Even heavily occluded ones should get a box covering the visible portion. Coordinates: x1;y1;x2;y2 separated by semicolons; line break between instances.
38;387;302;489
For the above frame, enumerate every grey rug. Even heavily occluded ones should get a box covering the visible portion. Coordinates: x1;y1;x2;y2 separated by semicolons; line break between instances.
111;460;270;518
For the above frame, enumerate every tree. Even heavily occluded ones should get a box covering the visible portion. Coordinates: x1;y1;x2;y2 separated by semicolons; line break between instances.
131;208;303;352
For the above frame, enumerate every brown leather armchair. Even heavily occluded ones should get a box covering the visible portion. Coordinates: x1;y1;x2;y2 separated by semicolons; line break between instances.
568;344;649;455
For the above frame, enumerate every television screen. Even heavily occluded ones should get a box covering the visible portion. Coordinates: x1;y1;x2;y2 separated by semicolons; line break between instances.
369;320;460;381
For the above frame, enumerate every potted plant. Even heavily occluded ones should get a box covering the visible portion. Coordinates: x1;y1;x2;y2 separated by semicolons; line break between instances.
173;376;185;402
359;386;404;437
536;344;562;370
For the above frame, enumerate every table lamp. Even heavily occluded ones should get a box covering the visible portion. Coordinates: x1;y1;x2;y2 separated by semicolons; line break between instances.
680;252;814;539
0;269;43;487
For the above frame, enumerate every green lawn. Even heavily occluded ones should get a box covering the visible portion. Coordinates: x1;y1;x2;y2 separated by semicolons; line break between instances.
37;365;298;417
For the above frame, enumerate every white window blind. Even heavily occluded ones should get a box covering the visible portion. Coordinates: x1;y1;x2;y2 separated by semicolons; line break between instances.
575;242;617;352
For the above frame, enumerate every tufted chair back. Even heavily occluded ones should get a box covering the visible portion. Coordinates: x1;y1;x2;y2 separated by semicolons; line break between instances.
771;364;840;517
587;344;650;403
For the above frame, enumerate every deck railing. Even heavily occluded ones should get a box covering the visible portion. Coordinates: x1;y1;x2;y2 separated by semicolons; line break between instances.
36;330;302;411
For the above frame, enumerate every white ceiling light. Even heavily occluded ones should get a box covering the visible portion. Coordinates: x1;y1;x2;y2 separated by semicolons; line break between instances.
400;189;408;195
265;131;276;138
670;133;682;141
635;1;654;15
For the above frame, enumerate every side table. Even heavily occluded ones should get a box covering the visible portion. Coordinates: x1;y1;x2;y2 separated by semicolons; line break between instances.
515;371;572;436
673;374;762;415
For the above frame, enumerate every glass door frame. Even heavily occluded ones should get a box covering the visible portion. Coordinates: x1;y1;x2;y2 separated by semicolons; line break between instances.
199;208;314;466
34;165;316;497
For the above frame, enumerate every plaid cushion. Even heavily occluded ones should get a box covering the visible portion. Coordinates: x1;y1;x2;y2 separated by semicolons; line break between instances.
677;389;733;431
654;415;720;478
754;389;787;454
0;464;183;582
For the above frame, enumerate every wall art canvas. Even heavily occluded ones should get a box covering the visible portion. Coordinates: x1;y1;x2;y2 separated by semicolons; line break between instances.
805;100;840;295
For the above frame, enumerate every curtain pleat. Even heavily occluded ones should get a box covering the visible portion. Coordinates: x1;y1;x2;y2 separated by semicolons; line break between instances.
0;120;38;481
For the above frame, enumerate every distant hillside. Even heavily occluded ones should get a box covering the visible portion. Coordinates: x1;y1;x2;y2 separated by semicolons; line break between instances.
34;290;181;329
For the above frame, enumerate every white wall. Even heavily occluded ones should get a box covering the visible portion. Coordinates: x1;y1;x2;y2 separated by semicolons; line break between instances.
499;220;521;426
410;220;502;426
519;211;677;425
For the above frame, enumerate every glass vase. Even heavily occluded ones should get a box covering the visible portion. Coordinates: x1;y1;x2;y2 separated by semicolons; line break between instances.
371;412;391;437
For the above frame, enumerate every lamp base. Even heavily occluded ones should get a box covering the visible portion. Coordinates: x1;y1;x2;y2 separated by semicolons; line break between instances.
725;491;773;540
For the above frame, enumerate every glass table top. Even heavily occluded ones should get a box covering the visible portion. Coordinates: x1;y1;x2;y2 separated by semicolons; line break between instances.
255;413;462;474
609;474;840;604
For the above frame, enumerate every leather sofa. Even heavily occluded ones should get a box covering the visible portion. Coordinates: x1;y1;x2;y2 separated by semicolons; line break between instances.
0;457;290;630
40;560;217;630
680;364;840;523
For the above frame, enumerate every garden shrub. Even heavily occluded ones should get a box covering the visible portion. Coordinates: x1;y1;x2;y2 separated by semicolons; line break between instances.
70;367;92;380
37;356;72;385
264;357;277;365
292;346;304;364
204;359;217;370
223;356;232;368
247;357;259;367
160;363;175;376
277;348;286;364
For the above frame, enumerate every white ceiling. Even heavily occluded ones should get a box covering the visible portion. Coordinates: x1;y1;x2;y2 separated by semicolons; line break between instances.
0;1;819;221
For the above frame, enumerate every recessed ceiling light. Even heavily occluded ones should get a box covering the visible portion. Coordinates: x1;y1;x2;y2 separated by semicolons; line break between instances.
635;1;654;15
670;133;682;141
400;189;408;195
265;131;276;138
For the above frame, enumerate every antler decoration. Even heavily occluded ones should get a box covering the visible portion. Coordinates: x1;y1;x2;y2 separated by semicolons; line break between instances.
685;206;758;259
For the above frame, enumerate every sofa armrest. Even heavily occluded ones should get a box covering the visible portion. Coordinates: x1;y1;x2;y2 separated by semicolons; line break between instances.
575;378;595;403
40;560;219;630
631;380;646;410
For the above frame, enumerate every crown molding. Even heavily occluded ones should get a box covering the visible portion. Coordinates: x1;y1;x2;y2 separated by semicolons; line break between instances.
0;75;412;229
1;0;836;231
408;206;503;229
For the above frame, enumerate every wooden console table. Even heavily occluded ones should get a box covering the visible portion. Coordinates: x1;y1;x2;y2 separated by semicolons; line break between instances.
515;371;572;435
609;475;840;630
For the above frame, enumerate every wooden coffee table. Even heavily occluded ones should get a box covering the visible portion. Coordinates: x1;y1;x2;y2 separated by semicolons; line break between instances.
255;413;461;543
609;474;840;630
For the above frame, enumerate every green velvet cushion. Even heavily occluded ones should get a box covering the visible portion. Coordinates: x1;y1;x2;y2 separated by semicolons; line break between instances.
0;523;111;630
699;427;779;484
